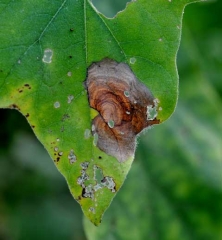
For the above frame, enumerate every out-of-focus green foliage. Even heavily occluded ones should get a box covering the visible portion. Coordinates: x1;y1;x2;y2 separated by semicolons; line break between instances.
0;0;221;239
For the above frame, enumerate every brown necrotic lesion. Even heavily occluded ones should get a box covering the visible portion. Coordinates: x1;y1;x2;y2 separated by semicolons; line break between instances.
85;58;160;162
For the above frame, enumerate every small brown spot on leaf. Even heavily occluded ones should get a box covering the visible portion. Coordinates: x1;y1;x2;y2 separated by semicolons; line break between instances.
77;196;82;201
56;157;60;162
19;89;23;93
9;104;20;110
31;125;35;128
70;28;74;32
25;113;30;118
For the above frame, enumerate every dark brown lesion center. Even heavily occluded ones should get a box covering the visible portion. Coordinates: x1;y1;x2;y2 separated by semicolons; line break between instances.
85;58;160;162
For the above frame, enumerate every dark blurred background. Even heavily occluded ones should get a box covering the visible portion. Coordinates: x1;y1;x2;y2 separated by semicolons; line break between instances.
0;1;221;239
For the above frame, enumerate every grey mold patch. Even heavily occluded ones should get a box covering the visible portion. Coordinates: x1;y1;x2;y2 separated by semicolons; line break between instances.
101;176;116;192
77;170;89;187
80;161;89;170
92;166;116;192
68;149;76;164
77;162;91;196
77;162;116;200
83;184;94;198
147;98;159;120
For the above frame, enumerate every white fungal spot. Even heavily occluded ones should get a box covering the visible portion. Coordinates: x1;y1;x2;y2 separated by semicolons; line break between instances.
154;98;160;106
124;90;130;97
93;184;102;191
147;98;159;120
102;177;116;192
147;106;157;120
58;151;63;156
18;59;21;64
77;171;89;186
84;184;94;199
80;161;89;170
130;57;136;64
54;147;58;152
93;133;98;146
84;129;91;139
67;71;72;77
54;101;60;108
89;207;95;214
77;164;116;200
42;49;53;63
108;120;115;128
67;95;74;104
68;149;76;164
91;124;95;131
159;38;163;42
94;165;116;193
56;138;60;142
126;111;130;115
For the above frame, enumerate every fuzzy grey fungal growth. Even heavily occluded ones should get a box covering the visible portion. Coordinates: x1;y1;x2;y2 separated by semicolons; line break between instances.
68;149;76;164
77;163;116;200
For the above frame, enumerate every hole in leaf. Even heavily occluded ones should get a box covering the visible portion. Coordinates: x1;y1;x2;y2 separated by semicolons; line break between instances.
92;0;131;18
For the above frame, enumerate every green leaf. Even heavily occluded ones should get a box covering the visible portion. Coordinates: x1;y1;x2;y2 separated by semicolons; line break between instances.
84;65;222;240
0;0;204;225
